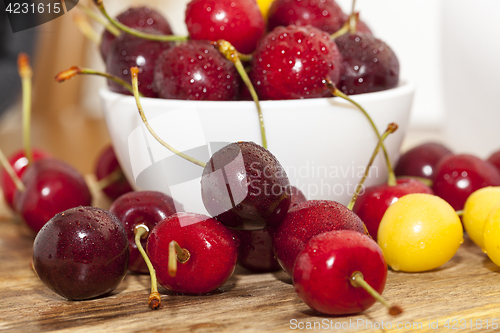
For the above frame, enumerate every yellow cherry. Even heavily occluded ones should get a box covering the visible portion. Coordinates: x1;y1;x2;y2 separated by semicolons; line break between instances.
257;0;274;20
482;203;500;265
462;186;500;249
378;193;463;272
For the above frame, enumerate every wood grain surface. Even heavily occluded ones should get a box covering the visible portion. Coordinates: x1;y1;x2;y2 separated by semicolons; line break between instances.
1;188;500;333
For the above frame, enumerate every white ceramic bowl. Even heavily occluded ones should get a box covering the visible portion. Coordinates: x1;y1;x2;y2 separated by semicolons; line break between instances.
100;82;414;214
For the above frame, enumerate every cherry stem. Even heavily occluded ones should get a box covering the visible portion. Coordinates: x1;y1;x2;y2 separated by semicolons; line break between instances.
349;0;358;33
325;79;397;186
69;0;120;37
347;123;398;210
134;224;161;310
168;240;190;278
130;67;206;168
214;40;267;149
351;271;402;316
456;210;464;218
17;54;33;167
55;66;143;97
72;13;100;44
92;0;188;42
94;168;125;192
0;147;25;192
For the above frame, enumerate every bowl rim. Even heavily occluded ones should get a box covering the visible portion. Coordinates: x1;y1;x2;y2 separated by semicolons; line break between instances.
99;79;414;108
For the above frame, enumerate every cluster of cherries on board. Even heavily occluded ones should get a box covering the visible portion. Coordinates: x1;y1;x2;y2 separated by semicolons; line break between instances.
5;0;500;319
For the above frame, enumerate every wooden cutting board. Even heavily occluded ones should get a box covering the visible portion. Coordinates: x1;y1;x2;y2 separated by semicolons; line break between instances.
1;193;499;333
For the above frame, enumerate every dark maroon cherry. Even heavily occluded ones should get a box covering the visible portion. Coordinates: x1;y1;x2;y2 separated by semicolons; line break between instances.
273;200;366;276
109;191;180;273
294;230;388;315
250;25;343;100
432;154;500;211
394;142;452;180
487;150;500;173
353;178;433;240
146;212;238;295
95;144;133;200
100;6;173;61
234;228;281;273
153;40;241;100
185;0;265;54
14;158;92;233
267;0;347;35
334;32;399;95
201;141;291;230
33;206;129;300
290;185;307;207
0;149;49;209
106;29;172;98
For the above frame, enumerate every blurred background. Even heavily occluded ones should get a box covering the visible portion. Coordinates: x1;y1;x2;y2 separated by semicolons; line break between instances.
0;0;499;176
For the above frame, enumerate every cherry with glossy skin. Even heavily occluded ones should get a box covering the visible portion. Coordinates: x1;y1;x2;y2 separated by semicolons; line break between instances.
146;212;238;295
268;0;346;35
153;40;241;101
185;0;265;54
234;228;281;273
33;206;129;300
273;200;366;276
294;230;388;315
394;142;452;180
432;154;500;211
106;29;172;98
201;141;291;230
334;32;399;95
0;149;48;209
353;178;433;240
487;150;500;173
109;191;180;274
100;6;173;61
95;144;133;200
250;25;344;100
14;158;92;233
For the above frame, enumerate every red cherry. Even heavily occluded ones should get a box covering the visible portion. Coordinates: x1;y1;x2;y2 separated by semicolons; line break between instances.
432;154;500;211
353;178;434;240
153;40;241;100
289;185;307;207
0;149;49;209
267;0;347;35
33;206;129;300
95;145;133;200
146;212;238;295
233;228;281;273
106;29;172;98
100;6;173;61
273;200;366;276
201;141;291;230
250;25;343;100
293;230;388;315
334;32;399;95
185;0;265;54
109;191;180;274
394;142;452;180
14;158;92;233
487;150;500;173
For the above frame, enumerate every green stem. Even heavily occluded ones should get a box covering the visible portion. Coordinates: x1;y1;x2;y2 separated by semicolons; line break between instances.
94;168;124;192
215;40;267;149
92;0;188;42
131;67;206;168
347;123;397;210
55;66;143;97
70;0;120;36
134;225;161;310
18;54;33;166
0;148;25;192
168;240;190;278
351;271;402;316
73;13;101;44
326;80;397;186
